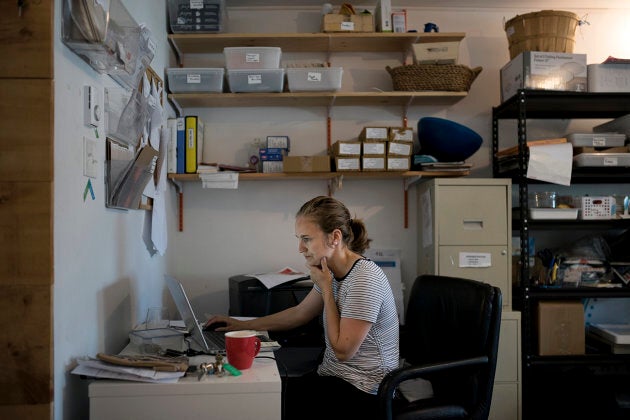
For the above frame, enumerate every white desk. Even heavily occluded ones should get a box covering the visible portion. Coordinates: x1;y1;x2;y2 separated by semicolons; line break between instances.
89;355;281;420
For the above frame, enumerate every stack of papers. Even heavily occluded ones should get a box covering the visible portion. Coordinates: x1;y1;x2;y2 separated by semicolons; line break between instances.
71;358;185;383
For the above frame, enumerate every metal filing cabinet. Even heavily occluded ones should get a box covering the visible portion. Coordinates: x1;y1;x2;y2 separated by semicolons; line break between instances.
416;177;512;308
417;178;520;420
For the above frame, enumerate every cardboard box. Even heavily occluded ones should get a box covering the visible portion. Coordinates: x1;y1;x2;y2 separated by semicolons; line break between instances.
360;126;389;142
587;63;630;92
387;141;413;156
500;51;588;102
392;10;407;33
334;157;361;171
363;141;386;155
362;156;386;171
322;14;374;33
537;301;585;356
389;127;413;142
332;140;361;156
283;156;331;172
387;156;411;171
412;41;460;65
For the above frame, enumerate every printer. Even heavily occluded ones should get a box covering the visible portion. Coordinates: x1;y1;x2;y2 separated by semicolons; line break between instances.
228;274;324;347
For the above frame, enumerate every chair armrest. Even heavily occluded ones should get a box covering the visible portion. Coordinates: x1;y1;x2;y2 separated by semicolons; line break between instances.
378;356;489;420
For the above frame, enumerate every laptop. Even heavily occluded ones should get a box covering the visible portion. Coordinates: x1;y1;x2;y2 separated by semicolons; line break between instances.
165;275;226;354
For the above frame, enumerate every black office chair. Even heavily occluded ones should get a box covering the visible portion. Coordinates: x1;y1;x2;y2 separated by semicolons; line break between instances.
378;274;502;420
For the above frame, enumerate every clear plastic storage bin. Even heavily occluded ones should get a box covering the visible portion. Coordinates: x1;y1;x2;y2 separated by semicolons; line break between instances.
286;67;343;92
167;68;225;93
227;69;285;93
168;0;226;33
224;47;282;70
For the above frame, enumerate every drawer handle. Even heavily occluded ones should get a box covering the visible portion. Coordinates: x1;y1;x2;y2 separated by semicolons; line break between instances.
463;220;483;230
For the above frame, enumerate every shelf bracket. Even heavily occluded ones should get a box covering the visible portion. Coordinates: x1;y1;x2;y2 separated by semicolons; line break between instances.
328;175;344;195
170;178;185;232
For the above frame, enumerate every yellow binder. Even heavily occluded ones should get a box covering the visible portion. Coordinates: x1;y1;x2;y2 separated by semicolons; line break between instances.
184;116;198;173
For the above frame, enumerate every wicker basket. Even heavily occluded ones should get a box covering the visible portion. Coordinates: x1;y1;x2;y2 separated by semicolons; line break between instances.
505;10;580;59
386;64;482;92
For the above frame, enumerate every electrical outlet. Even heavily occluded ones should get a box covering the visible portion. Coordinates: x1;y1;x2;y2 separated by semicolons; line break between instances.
84;137;98;178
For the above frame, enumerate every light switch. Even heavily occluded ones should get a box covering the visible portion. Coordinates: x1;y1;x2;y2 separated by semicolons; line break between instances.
84;137;98;178
83;85;101;127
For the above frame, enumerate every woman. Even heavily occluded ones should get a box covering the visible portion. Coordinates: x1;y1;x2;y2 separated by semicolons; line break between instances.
206;196;399;419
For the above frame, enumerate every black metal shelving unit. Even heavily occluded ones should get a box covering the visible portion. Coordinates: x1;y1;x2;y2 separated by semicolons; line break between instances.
492;90;630;420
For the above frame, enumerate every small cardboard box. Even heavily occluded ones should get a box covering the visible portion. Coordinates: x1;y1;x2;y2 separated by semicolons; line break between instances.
413;41;460;65
362;156;386;171
332;140;361;156
334;157;361;171
322;14;374;33
387;156;411;171
389;127;413;142
388;141;413;156
537;301;585;356
500;51;588;102
283;156;331;172
363;141;386;155
360;126;389;142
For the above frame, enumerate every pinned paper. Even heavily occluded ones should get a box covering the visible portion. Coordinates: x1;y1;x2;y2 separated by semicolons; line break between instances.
526;142;573;186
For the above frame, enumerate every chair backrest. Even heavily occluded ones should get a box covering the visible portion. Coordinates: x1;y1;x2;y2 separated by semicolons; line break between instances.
401;274;502;419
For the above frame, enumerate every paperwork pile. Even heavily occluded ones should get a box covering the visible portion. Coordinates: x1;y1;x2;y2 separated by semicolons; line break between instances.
71;353;188;383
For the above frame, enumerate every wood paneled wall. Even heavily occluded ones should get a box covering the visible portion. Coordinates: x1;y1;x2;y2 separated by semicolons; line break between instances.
0;0;54;417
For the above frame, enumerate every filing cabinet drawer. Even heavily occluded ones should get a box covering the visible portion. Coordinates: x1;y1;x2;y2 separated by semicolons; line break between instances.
490;383;519;420
437;245;511;308
437;185;508;245
496;314;520;382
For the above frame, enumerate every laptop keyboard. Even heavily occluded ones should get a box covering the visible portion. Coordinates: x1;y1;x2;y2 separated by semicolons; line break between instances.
203;330;226;350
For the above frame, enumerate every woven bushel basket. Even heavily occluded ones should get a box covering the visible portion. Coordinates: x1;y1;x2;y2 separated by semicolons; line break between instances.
505;10;580;59
386;64;482;92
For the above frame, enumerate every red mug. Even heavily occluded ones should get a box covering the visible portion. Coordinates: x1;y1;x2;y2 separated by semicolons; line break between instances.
225;330;261;370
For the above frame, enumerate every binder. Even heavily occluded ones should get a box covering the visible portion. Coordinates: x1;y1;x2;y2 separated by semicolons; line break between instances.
184;116;198;174
176;116;185;173
166;118;177;173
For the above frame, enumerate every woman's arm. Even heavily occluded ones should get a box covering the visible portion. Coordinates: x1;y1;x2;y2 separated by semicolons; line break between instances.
206;288;323;332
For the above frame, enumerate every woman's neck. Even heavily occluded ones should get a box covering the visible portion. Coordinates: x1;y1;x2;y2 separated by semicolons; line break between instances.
328;247;361;278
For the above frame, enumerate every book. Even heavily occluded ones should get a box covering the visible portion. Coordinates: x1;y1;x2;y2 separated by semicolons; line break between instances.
175;116;185;173
166;118;177;173
184;116;198;174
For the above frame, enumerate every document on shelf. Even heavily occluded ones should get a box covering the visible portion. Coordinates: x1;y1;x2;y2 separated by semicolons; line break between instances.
247;266;310;289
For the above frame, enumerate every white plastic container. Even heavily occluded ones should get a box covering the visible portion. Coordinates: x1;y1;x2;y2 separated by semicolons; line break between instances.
574;153;630;167
286;67;343;92
166;68;224;93
566;132;626;148
227;69;285;93
587;64;630;92
224;47;282;70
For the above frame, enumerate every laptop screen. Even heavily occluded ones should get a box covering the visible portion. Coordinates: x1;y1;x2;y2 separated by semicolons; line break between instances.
165;275;212;352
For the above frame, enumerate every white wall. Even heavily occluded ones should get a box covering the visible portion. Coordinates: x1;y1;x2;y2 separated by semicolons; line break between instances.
53;1;630;419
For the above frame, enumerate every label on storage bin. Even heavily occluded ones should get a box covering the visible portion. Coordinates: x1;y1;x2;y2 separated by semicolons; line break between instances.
247;74;262;85
186;74;201;84
190;0;204;9
307;72;323;82
340;22;355;31
245;53;261;63
604;157;619;166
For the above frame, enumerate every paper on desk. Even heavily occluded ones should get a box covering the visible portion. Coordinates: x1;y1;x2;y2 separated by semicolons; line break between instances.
247;266;310;289
72;358;184;383
526;142;573;186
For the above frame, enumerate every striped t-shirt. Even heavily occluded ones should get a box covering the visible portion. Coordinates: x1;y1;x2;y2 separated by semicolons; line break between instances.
315;258;400;394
